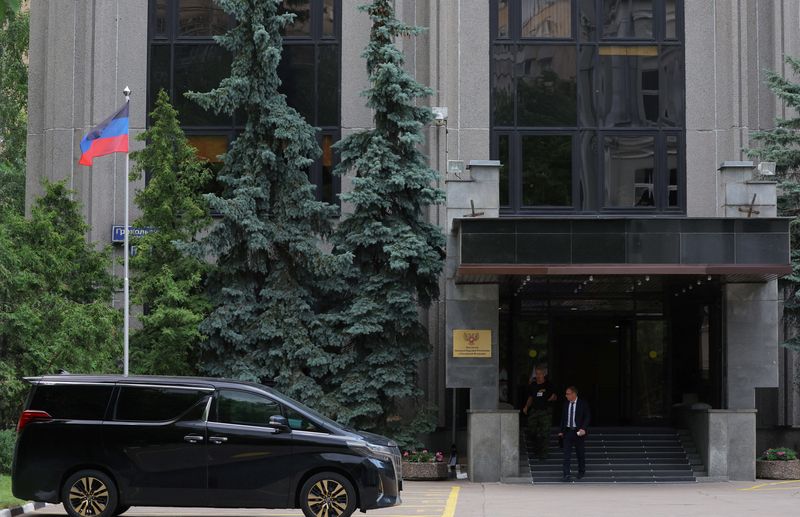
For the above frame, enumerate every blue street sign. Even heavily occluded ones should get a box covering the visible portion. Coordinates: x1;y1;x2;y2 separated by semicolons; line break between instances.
111;225;156;243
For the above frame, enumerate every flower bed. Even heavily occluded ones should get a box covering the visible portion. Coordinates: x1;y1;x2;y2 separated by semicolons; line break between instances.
756;448;800;480
402;461;449;480
402;449;448;480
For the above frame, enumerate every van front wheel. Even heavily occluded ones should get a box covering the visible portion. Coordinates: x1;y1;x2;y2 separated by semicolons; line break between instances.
299;472;357;517
61;470;119;517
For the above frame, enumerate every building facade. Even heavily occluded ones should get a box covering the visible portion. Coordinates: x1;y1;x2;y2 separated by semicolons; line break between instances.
26;0;800;481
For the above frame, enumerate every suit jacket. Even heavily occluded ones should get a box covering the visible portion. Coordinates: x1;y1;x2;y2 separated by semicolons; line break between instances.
560;398;591;432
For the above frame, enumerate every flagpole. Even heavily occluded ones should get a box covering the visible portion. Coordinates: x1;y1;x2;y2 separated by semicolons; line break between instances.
123;86;131;377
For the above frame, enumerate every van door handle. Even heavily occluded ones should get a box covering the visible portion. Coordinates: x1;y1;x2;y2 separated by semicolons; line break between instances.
184;434;204;444
209;436;228;445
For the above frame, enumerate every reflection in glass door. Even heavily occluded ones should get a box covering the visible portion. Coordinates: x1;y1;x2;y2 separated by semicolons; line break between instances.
633;320;669;422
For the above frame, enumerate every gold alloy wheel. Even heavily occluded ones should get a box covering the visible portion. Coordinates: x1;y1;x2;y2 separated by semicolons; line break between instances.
306;479;349;517
68;476;109;516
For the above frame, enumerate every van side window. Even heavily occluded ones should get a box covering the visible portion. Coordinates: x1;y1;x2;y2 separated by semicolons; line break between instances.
214;390;280;427
29;384;113;420
283;406;325;433
115;386;207;422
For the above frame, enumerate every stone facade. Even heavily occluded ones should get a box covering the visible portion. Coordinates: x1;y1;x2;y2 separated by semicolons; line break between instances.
24;0;800;482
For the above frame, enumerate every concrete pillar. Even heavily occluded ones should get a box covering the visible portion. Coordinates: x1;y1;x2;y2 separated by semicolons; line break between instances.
686;409;757;481
725;281;781;409
467;410;519;482
445;161;500;409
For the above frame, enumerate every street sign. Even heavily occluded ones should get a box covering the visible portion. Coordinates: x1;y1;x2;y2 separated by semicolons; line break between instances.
111;225;156;243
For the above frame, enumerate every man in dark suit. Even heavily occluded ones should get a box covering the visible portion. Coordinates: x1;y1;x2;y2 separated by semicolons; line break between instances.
558;385;591;481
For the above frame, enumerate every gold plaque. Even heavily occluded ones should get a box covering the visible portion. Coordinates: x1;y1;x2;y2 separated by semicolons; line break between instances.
453;330;492;358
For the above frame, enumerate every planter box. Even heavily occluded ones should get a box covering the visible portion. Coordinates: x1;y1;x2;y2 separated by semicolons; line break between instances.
756;459;800;480
402;461;449;480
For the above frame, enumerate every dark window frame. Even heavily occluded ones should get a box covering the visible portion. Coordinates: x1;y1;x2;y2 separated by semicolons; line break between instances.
147;0;342;206
490;0;686;215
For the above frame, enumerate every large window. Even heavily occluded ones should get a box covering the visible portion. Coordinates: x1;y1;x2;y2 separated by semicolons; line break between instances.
492;0;684;214
148;0;341;204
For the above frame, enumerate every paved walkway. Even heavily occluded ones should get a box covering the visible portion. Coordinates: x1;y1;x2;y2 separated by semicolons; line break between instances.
30;479;800;517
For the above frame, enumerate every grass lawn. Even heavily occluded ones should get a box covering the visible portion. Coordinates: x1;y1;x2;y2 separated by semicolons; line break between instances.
0;474;25;509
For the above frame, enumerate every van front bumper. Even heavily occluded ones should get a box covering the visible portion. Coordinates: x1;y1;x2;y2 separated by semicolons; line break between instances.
358;458;401;511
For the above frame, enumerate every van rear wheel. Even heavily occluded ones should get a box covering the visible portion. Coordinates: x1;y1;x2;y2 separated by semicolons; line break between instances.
299;472;356;517
61;470;118;517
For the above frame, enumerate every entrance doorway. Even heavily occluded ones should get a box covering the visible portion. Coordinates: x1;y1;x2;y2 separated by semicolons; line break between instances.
499;276;723;426
551;316;668;426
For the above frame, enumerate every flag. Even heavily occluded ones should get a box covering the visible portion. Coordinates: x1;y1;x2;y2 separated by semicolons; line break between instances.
79;102;129;166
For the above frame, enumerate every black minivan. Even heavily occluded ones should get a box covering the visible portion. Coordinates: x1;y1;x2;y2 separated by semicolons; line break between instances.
13;375;402;517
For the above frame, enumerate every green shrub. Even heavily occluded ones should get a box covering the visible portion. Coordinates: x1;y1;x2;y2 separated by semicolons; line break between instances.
0;429;16;475
760;447;798;461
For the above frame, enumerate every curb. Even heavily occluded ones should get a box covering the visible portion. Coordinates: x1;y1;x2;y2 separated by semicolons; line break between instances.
0;502;47;517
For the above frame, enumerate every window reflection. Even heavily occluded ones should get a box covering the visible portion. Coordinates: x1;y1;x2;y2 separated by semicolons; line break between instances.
660;46;683;126
578;0;596;40
665;0;677;39
178;0;229;36
278;45;315;123
667;135;679;207
321;133;334;203
578;131;598;210
149;46;171;108
498;0;509;38
281;0;312;37
318;45;339;126
596;48;658;127
499;134;510;206
173;45;232;126
522;135;572;206
493;45;515;125
323;0;335;37
516;45;576;126
603;0;654;39
603;135;655;207
154;0;168;36
522;0;572;38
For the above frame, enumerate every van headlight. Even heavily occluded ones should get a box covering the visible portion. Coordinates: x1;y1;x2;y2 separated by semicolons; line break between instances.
347;441;394;463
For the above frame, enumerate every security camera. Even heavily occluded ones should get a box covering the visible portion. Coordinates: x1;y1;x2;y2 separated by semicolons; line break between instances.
432;107;448;126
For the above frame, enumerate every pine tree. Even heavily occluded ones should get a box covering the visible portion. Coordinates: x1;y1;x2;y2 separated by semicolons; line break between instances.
0;182;121;427
746;56;800;351
185;0;349;412
329;0;445;444
128;90;212;375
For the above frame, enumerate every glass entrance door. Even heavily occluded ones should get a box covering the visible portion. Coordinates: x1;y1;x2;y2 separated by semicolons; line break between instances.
549;316;669;426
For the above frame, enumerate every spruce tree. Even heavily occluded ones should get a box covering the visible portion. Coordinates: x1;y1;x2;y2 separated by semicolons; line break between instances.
128;90;212;375
746;56;800;351
330;0;445;443
185;0;348;411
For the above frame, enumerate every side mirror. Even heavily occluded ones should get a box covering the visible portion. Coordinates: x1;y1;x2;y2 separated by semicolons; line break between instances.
269;415;291;433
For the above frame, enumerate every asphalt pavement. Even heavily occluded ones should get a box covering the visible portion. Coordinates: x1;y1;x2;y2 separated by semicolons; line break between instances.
28;479;800;517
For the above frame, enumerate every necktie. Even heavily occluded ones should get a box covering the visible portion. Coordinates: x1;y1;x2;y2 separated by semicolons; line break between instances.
569;402;575;427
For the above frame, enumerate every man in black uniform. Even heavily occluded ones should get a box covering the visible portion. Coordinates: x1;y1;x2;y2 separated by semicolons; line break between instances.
522;366;557;461
558;386;591;481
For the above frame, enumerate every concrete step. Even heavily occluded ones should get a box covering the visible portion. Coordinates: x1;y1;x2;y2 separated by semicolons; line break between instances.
524;426;699;483
533;476;697;484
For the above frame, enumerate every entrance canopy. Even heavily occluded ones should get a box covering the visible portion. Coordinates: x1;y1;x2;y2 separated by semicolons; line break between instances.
454;217;791;282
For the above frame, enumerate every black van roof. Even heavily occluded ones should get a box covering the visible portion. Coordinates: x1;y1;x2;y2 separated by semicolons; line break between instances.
23;374;270;393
